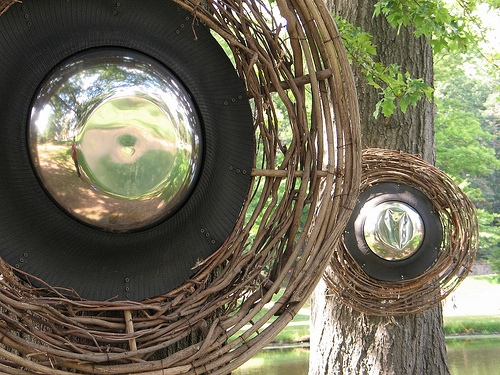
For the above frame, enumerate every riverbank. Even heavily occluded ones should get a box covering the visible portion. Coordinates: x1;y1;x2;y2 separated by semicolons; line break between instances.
234;335;500;375
269;275;500;345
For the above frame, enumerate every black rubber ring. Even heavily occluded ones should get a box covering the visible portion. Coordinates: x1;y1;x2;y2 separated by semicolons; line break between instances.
344;182;443;281
0;0;254;301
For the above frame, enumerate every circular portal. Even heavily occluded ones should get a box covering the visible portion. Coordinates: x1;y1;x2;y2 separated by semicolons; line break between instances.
327;149;478;316
29;49;202;232
363;201;424;261
0;0;254;301
344;182;443;281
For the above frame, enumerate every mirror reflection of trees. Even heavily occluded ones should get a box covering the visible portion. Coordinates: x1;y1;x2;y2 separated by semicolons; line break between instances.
29;50;202;232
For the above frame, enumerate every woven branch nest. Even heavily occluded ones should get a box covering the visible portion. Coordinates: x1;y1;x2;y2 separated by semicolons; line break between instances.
0;0;361;373
325;148;478;317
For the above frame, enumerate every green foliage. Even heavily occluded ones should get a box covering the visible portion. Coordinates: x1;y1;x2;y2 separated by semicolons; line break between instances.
434;50;500;266
444;181;500;263
334;1;498;117
374;0;481;52
373;69;434;117
435;111;499;177
335;17;433;117
434;52;499;176
486;0;500;7
475;209;500;261
472;274;500;284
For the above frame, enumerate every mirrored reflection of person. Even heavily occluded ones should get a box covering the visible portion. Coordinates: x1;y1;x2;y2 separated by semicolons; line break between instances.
71;139;81;178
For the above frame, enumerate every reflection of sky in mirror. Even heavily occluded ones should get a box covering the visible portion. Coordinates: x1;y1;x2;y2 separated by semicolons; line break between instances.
33;104;52;134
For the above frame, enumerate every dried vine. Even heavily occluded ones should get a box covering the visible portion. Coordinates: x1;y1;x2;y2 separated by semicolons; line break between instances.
0;0;361;373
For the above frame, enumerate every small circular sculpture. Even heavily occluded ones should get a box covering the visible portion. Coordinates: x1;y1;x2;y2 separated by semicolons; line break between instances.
326;148;478;316
344;182;443;281
0;0;361;373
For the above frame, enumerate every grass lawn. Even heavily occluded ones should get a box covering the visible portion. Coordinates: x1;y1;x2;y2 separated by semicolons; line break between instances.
444;315;500;336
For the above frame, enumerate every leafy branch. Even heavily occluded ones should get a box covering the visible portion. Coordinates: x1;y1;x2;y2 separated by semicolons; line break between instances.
373;0;482;52
336;17;433;117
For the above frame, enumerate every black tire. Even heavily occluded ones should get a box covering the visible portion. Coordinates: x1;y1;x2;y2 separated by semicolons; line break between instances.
0;0;253;301
344;182;443;281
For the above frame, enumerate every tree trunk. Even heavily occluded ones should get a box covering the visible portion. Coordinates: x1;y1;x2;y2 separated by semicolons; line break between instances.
309;1;450;374
310;280;450;375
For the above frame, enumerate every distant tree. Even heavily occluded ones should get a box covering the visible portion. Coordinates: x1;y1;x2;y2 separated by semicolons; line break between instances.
435;53;500;182
434;48;500;266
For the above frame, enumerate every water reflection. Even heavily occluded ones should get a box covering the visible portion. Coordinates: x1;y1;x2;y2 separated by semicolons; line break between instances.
447;336;500;375
29;48;202;232
233;348;309;375
233;338;500;375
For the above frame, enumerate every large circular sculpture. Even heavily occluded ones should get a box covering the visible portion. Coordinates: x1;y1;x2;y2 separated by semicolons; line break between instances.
0;0;361;373
1;0;254;301
326;148;478;316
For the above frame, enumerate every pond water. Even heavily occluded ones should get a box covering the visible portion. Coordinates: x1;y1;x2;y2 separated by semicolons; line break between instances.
447;336;500;375
233;336;500;375
233;347;309;375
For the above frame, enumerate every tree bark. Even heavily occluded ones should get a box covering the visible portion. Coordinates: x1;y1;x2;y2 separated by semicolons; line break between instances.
310;280;450;375
309;1;449;374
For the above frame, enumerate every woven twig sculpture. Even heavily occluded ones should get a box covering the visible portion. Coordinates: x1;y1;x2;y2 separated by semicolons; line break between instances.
326;148;478;316
0;0;361;373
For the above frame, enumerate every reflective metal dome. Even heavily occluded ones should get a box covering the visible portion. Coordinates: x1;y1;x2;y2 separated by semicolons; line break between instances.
28;49;202;232
363;201;424;261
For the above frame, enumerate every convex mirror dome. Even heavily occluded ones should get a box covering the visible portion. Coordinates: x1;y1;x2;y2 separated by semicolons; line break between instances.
29;49;203;232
